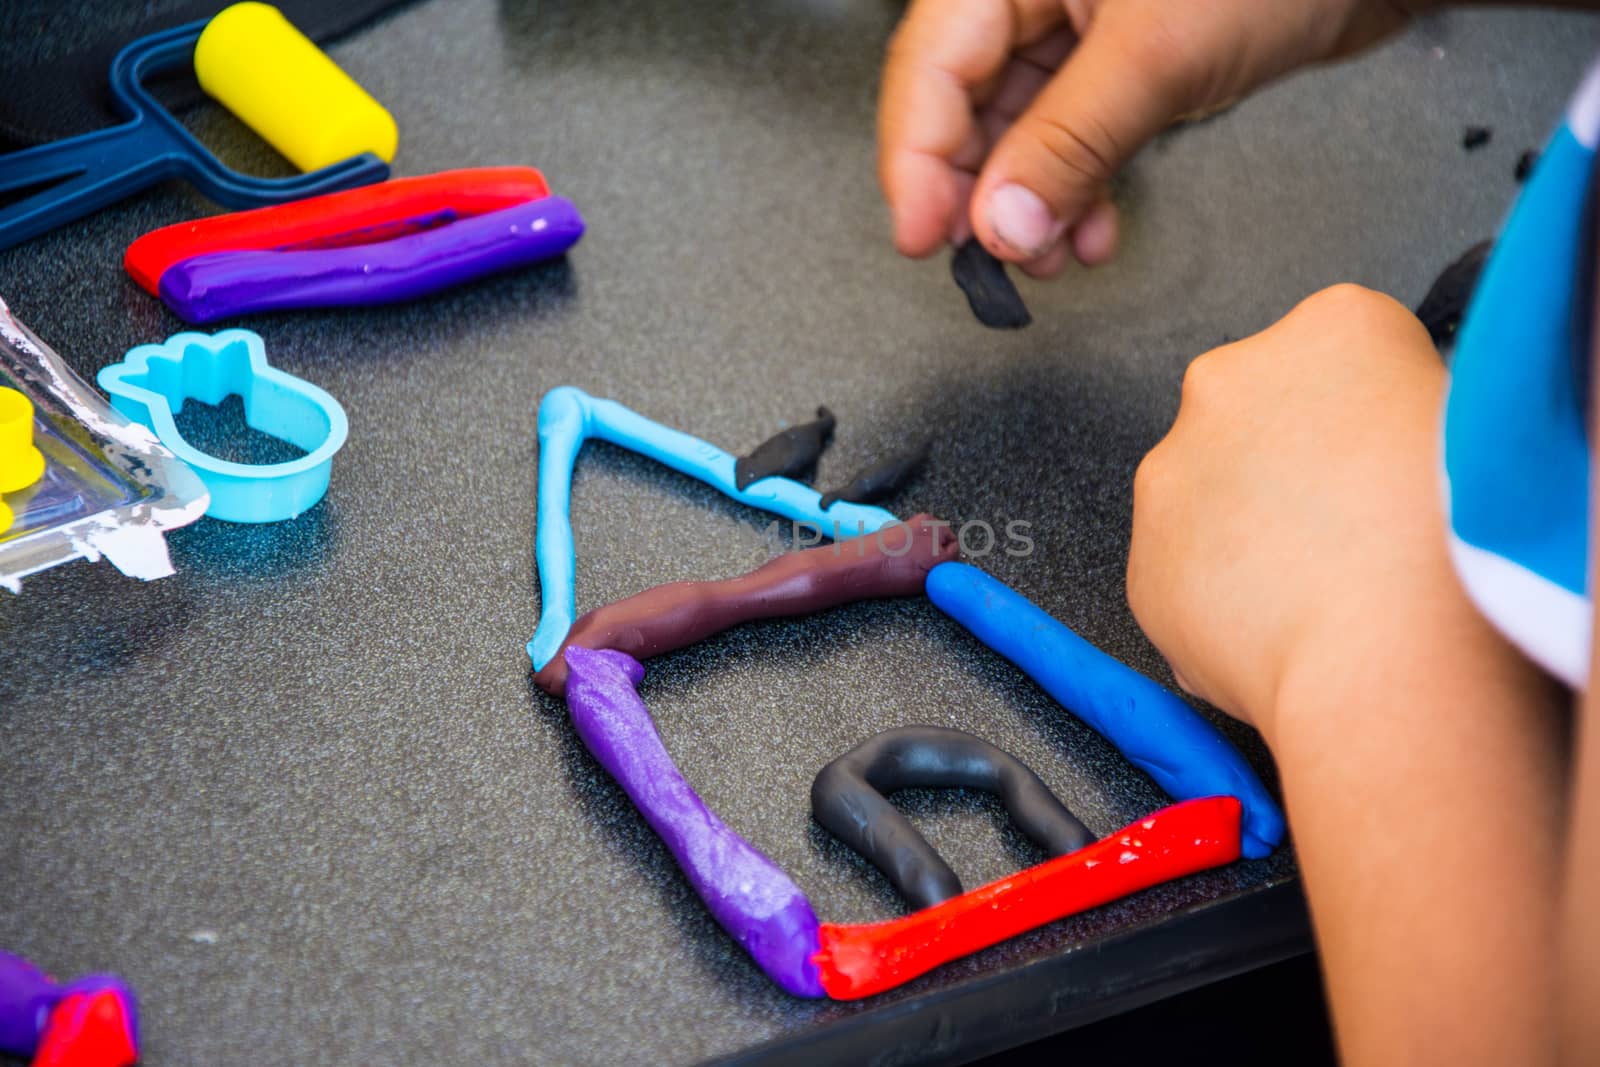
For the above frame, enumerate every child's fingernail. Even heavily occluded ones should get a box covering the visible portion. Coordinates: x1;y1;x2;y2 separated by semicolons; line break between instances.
987;183;1064;258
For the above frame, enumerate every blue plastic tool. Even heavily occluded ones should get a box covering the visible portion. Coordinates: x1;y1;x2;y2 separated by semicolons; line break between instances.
924;561;1286;858
98;330;347;524
0;19;388;253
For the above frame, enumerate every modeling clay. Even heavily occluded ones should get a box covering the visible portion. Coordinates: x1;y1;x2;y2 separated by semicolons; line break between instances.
811;726;1091;909
1417;240;1492;346
950;239;1032;329
812;796;1243;999
528;388;898;671
98;330;347;523
563;646;825;997
819;444;929;510
734;407;836;491
125;167;552;293
558;630;1249;998
1462;125;1493;151
527;389;1288;999
155;196;585;323
0;951;139;1067
534;515;958;695
924;562;1285;858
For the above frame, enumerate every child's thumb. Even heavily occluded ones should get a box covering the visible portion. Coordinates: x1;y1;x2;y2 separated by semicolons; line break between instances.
973;13;1195;262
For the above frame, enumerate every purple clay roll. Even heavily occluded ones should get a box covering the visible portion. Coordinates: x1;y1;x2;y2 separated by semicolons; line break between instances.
0;952;56;1057
159;195;585;323
562;645;826;997
0;950;138;1060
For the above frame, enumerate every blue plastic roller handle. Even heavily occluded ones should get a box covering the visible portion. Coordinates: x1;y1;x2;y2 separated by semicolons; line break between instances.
0;19;388;253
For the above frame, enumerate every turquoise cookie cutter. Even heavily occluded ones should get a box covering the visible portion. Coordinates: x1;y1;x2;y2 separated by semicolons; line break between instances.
98;329;347;523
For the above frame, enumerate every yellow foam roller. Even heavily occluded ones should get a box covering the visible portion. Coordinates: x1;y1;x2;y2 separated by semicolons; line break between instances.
195;2;398;173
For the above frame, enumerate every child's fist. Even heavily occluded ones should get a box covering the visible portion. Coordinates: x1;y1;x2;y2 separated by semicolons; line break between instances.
1127;285;1455;736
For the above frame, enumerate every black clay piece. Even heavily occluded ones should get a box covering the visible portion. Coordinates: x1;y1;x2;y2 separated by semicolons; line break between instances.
951;238;1032;330
1516;149;1538;183
734;406;835;491
819;444;929;510
1416;240;1492;346
1463;126;1492;151
811;726;1092;910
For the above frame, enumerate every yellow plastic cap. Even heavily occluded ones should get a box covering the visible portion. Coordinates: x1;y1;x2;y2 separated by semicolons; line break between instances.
194;2;398;172
0;386;45;533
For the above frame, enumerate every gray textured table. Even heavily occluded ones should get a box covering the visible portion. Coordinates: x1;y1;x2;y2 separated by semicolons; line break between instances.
2;3;1595;1064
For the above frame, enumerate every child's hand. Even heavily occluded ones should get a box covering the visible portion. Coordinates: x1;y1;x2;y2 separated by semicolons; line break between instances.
1129;286;1570;1063
878;0;1413;275
1126;285;1462;738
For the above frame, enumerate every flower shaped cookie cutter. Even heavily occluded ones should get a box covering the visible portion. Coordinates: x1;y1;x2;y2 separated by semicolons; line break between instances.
97;329;347;523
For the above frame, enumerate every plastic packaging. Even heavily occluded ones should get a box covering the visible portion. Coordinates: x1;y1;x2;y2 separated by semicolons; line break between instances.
0;297;208;592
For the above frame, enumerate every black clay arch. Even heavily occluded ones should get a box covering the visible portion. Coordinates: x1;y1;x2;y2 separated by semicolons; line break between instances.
811;726;1093;910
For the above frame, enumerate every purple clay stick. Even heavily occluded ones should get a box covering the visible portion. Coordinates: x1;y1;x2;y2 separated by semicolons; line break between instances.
0;950;139;1062
0;952;56;1058
158;195;585;323
562;645;826;997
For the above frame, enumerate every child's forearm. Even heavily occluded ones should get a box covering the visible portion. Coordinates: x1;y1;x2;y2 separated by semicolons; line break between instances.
1558;380;1600;1062
1268;592;1567;1066
1564;683;1600;1061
